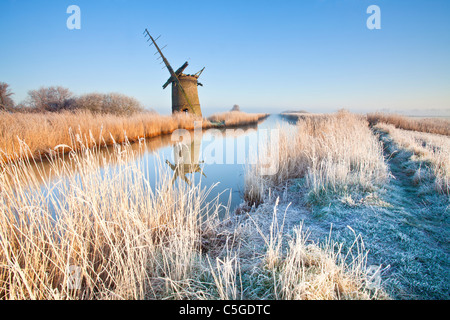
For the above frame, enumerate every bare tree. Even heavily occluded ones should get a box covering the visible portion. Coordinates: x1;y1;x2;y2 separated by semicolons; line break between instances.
18;86;143;115
104;93;143;115
0;82;15;111
26;86;74;112
74;92;143;115
74;93;105;113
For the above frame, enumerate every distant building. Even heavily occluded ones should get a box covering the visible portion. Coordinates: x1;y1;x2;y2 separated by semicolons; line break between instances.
231;104;240;112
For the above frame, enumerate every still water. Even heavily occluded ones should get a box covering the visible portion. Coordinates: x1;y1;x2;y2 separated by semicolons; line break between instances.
136;114;290;211
29;115;292;213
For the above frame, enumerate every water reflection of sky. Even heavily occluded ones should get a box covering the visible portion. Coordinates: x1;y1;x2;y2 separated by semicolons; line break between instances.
137;124;260;212
26;115;296;215
151;114;294;211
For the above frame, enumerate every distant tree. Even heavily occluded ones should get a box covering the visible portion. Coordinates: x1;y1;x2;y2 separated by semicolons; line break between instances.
19;86;143;115
0;82;15;111
104;93;143;115
74;93;105;113
74;92;143;115
11;102;30;113
26;86;74;112
231;104;240;112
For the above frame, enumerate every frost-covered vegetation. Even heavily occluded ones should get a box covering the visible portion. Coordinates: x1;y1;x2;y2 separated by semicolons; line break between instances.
374;122;450;195
1;110;447;300
243;111;449;299
245;110;388;206
367;112;450;136
0;135;385;300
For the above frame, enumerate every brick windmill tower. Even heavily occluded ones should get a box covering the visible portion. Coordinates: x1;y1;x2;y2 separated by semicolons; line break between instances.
144;29;204;117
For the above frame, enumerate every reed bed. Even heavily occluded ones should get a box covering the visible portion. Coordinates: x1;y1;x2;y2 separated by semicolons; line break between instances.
207;111;268;127
272;227;376;299
0;132;385;300
367;112;450;136
0;110;208;163
0;110;269;163
245;110;388;204
374;122;450;195
235;199;388;300
0;138;226;299
260;219;385;299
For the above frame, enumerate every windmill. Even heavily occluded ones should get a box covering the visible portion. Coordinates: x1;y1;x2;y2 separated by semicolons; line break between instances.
165;135;206;186
143;28;204;117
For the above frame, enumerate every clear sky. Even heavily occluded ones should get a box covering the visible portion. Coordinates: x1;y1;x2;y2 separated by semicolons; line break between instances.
1;0;449;116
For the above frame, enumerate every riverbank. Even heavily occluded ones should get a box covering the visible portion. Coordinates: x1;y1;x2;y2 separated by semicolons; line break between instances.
367;112;450;136
2;110;446;300
208;111;269;127
0;130;387;300
243;110;449;299
0;110;268;164
279;111;325;122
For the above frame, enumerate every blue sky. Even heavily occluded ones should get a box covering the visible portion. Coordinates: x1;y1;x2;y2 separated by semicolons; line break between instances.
1;0;449;116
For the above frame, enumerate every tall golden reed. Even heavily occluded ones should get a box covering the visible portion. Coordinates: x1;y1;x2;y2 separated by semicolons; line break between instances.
245;110;388;204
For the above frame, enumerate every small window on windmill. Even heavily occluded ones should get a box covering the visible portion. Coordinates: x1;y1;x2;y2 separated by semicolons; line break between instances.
182;108;189;113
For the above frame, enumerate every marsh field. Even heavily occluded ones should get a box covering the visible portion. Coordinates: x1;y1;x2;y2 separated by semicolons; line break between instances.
0;109;449;300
